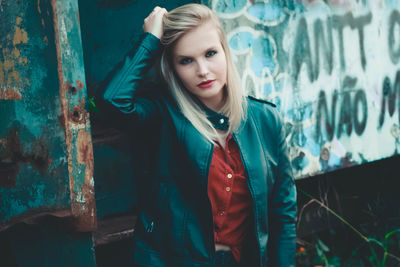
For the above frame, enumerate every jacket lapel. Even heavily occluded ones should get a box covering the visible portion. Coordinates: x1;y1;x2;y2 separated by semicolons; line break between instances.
233;110;269;199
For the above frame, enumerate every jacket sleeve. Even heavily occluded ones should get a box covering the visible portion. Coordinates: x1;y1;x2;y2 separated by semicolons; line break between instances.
268;110;297;267
102;32;162;125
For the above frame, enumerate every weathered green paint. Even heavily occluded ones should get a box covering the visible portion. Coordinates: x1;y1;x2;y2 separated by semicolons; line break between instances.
0;0;96;232
0;0;71;228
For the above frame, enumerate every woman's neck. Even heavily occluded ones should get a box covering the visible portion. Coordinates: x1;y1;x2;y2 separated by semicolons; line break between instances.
215;129;229;149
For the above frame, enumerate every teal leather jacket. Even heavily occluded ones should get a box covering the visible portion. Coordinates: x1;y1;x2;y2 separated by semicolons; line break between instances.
103;33;297;267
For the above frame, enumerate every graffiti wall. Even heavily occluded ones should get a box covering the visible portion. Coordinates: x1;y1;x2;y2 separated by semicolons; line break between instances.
205;0;400;178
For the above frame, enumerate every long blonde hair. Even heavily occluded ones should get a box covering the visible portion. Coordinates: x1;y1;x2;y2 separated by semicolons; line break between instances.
160;4;246;143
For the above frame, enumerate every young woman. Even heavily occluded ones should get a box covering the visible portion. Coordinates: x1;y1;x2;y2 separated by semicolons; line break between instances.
103;4;297;267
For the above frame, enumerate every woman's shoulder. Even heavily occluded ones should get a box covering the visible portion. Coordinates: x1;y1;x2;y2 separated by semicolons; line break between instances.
246;95;282;129
246;95;278;115
247;95;276;108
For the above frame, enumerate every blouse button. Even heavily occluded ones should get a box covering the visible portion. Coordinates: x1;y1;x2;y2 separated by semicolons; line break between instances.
219;118;225;124
227;173;232;179
225;187;231;192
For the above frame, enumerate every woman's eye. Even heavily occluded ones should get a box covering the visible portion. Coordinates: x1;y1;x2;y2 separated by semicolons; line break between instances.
180;58;192;65
205;50;216;57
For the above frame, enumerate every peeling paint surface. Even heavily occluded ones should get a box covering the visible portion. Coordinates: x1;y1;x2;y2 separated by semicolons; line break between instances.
52;0;96;231
1;0;95;232
204;0;400;178
0;0;71;229
0;87;22;100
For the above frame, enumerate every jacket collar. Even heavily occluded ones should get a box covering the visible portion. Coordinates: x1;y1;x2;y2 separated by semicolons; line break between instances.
195;99;229;131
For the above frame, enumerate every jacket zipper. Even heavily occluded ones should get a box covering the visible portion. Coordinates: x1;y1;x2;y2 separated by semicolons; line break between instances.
232;133;262;266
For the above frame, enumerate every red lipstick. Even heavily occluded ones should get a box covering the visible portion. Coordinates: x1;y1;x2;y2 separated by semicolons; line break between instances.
197;80;215;89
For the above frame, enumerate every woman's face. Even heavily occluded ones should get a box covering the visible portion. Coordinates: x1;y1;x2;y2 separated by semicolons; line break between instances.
172;22;227;111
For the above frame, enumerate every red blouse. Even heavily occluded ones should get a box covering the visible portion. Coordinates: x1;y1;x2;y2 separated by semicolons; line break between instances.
207;134;253;262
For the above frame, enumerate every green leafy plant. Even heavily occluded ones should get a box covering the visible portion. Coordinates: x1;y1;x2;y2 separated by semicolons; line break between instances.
88;96;99;114
298;189;400;267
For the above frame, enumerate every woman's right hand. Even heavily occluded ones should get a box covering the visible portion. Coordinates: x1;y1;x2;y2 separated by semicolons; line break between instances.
143;6;167;40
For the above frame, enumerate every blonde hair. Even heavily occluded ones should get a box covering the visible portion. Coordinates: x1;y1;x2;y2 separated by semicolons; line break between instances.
160;3;247;143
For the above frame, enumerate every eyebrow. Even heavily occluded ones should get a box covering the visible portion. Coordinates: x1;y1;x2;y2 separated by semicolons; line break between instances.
174;46;219;58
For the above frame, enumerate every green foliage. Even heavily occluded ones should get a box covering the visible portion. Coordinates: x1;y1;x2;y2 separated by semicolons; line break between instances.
298;189;400;267
88;96;99;114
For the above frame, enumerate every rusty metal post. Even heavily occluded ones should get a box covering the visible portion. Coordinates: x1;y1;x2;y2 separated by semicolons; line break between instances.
51;0;97;231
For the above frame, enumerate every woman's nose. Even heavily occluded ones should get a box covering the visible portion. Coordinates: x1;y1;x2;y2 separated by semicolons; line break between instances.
196;60;209;77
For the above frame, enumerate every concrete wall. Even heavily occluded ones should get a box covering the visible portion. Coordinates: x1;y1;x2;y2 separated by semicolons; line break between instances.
205;0;400;178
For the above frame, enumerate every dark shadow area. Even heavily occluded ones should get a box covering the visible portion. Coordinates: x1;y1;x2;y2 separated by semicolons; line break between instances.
296;155;400;266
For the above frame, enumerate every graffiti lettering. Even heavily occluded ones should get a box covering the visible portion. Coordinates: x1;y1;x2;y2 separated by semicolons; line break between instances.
293;12;372;82
314;18;334;81
213;1;400;176
353;89;368;135
316;90;338;141
378;70;400;128
316;77;368;141
337;78;353;138
293;17;314;82
388;10;400;65
332;12;372;71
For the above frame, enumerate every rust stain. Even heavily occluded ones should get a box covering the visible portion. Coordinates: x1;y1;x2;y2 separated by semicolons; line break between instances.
0;128;52;187
7;69;22;85
29;137;52;175
13;25;28;45
77;130;94;169
71;105;83;123
70;104;86;124
69;128;97;231
3;59;15;71
13;48;20;58
76;80;84;92
37;0;42;14
18;57;28;65
0;18;29;89
68;96;88;125
0;62;4;84
0;129;19;187
0;87;22;100
57;114;65;130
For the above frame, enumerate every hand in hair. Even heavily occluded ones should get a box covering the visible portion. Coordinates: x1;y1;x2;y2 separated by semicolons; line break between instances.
143;6;167;39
